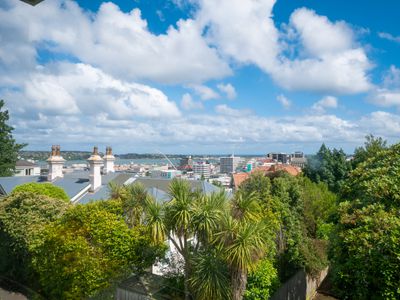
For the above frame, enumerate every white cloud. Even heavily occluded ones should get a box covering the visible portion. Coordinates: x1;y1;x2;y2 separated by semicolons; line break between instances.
288;8;353;57
0;0;231;84
368;66;400;108
312;96;338;113
383;65;400;89
378;32;400;43
215;104;249;117
196;0;279;72
188;84;220;100
193;2;372;94
368;89;400;108
181;93;204;110
272;8;372;94
5;62;181;119
276;94;291;109
217;83;237;99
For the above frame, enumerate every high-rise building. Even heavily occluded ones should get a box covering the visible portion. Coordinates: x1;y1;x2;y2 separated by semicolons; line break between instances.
267;152;289;164
180;155;193;167
193;162;211;179
220;155;240;174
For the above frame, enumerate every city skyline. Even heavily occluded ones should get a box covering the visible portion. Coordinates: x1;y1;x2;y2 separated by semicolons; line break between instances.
1;0;399;154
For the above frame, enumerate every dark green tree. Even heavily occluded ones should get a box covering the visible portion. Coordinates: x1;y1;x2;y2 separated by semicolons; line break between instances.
303;143;351;192
0;100;26;176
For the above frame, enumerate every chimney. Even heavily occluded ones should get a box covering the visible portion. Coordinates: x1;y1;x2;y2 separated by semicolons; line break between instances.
103;146;115;173
47;145;65;181
87;146;103;192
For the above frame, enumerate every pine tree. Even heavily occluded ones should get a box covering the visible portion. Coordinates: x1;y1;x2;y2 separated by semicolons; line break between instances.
0;100;26;176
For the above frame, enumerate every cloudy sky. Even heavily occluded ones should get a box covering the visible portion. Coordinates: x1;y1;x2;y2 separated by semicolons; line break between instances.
1;0;400;154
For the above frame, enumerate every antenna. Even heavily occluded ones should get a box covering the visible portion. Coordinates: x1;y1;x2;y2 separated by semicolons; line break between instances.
157;150;178;170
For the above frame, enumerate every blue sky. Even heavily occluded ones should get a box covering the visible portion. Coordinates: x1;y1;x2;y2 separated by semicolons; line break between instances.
1;0;400;154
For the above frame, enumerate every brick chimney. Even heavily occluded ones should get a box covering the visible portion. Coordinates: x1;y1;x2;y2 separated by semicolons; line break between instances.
87;146;103;192
47;145;65;181
103;146;115;173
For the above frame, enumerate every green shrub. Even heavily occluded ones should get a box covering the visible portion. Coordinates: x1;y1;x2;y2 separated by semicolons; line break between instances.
244;259;279;300
12;183;69;202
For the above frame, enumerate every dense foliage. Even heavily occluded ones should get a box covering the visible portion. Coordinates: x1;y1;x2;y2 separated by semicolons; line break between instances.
0;192;69;284
32;202;164;299
244;259;279;300
0;190;165;299
0;99;26;176
303;143;351;193
12;182;70;202
330;142;400;299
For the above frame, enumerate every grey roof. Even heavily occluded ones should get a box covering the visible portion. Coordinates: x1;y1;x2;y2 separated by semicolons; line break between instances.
0;176;46;194
16;160;38;167
132;178;220;196
0;173;224;205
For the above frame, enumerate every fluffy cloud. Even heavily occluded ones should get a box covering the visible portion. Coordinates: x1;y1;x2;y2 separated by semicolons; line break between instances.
276;94;291;109
181;93;204;110
193;2;372;94
5;62;181;119
368;66;400;108
217;83;237;99
0;0;231;84
273;9;372;94
188;84;220;100
312;96;338;113
196;0;279;72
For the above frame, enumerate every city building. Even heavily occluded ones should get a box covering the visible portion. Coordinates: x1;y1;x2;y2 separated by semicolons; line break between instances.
290;152;307;168
220;155;241;174
179;156;193;167
267;152;290;164
160;169;182;179
193;162;211;179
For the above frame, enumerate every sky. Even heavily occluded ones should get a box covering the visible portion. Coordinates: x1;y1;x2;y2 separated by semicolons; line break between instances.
1;0;400;154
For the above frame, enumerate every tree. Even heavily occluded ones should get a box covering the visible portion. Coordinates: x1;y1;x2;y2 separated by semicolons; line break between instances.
0;191;68;285
31;201;165;299
352;134;387;168
303;143;351;192
214;190;275;300
12;182;69;202
0;99;26;176
330;203;400;299
144;179;227;300
330;142;400;299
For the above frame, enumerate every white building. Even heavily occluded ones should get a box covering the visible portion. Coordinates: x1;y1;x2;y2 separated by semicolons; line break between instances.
220;155;241;174
15;160;41;176
193;162;211;179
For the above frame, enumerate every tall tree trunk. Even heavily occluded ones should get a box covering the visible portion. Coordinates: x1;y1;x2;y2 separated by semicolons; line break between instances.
184;263;191;300
231;267;247;300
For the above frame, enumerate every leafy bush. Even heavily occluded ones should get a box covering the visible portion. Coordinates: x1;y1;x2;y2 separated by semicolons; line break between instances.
12;182;69;202
244;259;279;300
330;202;400;299
0;191;68;285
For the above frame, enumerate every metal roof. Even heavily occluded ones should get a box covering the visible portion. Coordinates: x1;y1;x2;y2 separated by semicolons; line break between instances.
16;160;38;167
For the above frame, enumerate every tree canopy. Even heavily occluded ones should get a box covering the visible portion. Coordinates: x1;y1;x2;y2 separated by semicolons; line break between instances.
330;142;400;299
0;99;26;176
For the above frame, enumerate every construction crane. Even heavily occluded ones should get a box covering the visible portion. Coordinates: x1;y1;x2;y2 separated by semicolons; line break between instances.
157;150;178;171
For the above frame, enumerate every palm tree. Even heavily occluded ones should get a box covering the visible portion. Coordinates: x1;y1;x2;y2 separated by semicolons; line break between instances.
143;178;228;300
211;190;269;300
